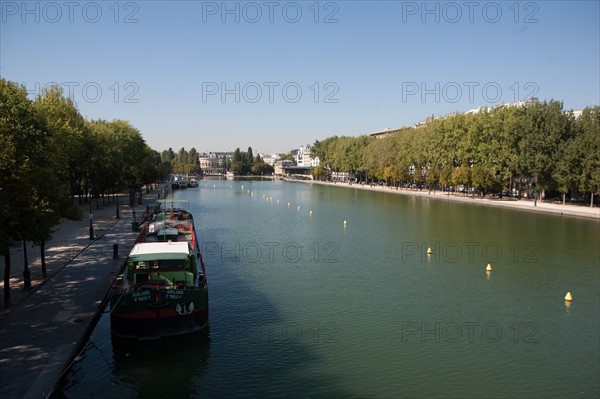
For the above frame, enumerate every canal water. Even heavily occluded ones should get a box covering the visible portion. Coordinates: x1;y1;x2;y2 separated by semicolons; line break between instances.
57;180;600;398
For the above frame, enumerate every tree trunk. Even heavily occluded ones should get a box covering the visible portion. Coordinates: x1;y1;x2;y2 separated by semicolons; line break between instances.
592;192;595;208
41;240;47;278
23;240;31;290
3;253;11;307
563;193;566;205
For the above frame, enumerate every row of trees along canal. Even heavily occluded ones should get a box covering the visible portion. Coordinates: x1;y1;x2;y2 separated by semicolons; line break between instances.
0;79;168;307
311;101;600;207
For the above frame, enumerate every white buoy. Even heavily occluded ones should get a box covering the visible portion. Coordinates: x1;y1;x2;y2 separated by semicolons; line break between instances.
486;263;493;272
241;185;244;189
564;292;573;301
297;206;301;211
427;247;432;255
288;202;291;207
343;219;347;225
309;210;313;216
213;184;216;188
277;200;280;203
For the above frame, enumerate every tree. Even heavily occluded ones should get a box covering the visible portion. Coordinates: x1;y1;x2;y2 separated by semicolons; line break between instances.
34;85;89;203
109;120;151;205
311;166;328;180
161;148;175;163
471;165;495;196
231;148;244;175
251;155;274;175
514;100;573;199
1;79;74;300
1;78;164;306
452;165;471;196
0;79;45;302
574;107;600;206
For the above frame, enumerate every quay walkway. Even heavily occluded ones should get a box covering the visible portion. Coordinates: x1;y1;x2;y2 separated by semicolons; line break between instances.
0;188;164;398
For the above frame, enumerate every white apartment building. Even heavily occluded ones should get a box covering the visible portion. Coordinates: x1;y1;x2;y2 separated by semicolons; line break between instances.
295;145;320;167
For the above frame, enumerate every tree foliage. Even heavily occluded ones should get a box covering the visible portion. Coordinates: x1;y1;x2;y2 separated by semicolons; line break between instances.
231;147;274;175
311;101;600;204
1;79;165;303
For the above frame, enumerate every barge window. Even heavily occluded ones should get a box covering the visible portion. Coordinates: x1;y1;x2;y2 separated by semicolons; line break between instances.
134;259;184;270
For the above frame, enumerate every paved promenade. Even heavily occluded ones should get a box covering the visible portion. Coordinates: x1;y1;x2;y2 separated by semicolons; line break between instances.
301;179;600;220
0;189;162;398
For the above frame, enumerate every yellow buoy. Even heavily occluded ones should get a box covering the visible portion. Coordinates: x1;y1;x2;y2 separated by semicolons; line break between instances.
427;247;432;255
486;264;493;272
564;292;573;301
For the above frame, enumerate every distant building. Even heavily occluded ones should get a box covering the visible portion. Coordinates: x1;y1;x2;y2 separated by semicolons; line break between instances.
369;127;405;139
294;145;320;167
466;97;541;115
198;151;232;175
274;160;295;176
572;109;584;118
259;153;279;166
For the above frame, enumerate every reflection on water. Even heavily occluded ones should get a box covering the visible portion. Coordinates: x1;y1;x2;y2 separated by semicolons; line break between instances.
111;331;210;398
58;307;211;398
57;180;600;398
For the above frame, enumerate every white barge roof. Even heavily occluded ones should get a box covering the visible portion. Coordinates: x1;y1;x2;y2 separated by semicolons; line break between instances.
128;241;189;261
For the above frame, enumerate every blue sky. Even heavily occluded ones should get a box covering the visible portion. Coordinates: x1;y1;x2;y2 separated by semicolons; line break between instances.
1;1;598;154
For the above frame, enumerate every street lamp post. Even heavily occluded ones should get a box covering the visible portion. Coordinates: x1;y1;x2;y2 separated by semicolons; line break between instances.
115;181;120;219
89;186;94;240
